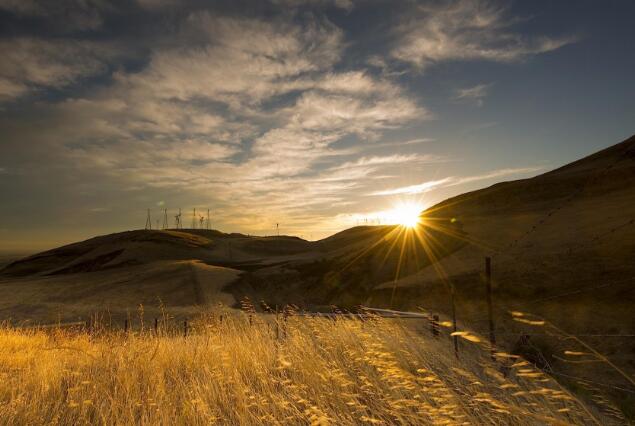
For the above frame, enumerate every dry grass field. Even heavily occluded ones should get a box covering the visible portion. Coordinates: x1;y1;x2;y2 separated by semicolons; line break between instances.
0;309;623;425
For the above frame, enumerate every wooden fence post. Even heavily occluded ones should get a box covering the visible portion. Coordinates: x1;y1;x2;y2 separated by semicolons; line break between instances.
124;319;128;333
431;314;439;337
450;285;459;359
485;257;496;360
184;320;188;338
154;317;159;334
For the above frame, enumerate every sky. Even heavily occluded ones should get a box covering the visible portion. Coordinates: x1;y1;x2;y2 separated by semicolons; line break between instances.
0;0;634;252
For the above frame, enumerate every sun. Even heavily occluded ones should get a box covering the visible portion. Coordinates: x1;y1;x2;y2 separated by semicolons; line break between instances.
388;202;423;228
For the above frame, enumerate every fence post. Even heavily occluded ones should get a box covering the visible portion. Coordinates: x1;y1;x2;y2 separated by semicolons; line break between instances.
431;314;440;337
450;285;459;359
485;257;496;360
154;317;159;334
184;320;188;338
124;319;128;333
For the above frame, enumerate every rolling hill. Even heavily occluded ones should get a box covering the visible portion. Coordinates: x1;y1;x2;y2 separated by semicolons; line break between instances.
2;135;634;321
1;134;634;414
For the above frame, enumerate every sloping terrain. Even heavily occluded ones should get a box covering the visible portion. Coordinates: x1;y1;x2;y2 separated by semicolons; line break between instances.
0;230;320;323
373;135;635;308
367;134;635;415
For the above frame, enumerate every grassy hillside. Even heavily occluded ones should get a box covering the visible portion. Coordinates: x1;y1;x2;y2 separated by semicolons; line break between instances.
367;134;635;416
0;312;616;425
0;230;321;323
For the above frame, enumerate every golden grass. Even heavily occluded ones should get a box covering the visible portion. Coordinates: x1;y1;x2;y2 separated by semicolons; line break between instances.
0;312;605;425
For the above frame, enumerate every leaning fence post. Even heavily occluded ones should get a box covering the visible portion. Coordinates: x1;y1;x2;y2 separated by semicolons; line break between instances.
485;256;496;360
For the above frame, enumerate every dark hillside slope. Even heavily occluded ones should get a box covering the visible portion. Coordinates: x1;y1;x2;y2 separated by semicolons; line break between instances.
369;134;635;415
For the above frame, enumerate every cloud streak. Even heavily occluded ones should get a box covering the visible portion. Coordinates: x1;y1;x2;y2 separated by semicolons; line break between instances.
369;166;543;196
454;83;492;107
392;0;575;69
0;38;117;100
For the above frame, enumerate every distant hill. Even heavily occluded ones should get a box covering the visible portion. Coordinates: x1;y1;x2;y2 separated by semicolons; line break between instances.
3;135;634;319
0;228;326;323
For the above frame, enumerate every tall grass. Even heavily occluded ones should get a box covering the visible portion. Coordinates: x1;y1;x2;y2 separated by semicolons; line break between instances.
0;312;608;425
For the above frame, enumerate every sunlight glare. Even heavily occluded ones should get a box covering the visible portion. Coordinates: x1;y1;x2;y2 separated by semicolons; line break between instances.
387;202;423;228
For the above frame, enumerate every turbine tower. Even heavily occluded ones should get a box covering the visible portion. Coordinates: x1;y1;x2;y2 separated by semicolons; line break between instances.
206;209;210;230
174;208;182;229
145;209;152;230
192;208;197;229
162;208;168;229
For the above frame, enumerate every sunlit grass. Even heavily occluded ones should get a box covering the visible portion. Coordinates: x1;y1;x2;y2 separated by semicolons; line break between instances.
0;312;602;425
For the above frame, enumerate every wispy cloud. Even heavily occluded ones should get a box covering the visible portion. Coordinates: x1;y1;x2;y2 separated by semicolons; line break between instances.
333;153;443;170
369;166;543;196
454;83;492;107
392;0;576;69
0;38;118;100
369;178;452;196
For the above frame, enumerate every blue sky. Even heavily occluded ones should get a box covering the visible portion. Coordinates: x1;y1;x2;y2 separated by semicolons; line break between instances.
0;0;634;251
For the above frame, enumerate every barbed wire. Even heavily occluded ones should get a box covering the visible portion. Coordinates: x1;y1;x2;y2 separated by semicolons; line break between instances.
457;275;635;325
499;139;635;257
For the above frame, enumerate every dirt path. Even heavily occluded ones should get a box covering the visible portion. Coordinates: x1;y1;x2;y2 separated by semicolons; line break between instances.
188;261;241;307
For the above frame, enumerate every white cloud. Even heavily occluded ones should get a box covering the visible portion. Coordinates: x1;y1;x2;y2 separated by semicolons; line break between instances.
369;166;543;196
454;83;492;107
392;0;575;69
121;14;344;108
369;178;452;196
0;38;116;100
334;153;443;170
